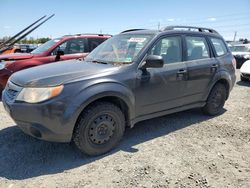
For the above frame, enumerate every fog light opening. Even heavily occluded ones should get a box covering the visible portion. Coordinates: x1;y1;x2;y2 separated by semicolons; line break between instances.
30;127;42;138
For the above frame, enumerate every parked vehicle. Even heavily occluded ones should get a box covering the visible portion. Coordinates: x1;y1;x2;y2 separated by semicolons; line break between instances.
10;44;38;53
2;26;236;156
0;34;111;92
229;44;250;68
240;60;250;81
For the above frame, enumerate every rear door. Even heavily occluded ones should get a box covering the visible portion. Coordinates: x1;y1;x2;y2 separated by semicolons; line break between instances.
87;37;108;52
184;35;218;103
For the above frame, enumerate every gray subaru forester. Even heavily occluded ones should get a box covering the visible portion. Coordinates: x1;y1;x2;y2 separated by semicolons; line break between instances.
2;26;236;156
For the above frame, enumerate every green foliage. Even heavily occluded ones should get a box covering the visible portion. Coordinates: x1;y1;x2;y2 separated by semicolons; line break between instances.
0;36;51;44
20;37;51;44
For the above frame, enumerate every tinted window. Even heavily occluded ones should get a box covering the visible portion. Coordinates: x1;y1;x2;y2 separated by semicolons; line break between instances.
210;38;228;56
186;36;210;61
51;38;86;55
149;36;182;64
88;38;107;52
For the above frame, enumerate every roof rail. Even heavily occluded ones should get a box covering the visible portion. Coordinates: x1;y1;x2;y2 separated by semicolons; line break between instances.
120;29;146;33
162;26;219;34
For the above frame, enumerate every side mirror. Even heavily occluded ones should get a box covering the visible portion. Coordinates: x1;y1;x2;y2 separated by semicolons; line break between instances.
140;55;164;69
55;50;64;61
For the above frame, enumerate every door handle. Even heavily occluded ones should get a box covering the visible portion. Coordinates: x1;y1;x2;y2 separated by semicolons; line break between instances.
211;64;218;73
177;69;187;80
177;69;187;74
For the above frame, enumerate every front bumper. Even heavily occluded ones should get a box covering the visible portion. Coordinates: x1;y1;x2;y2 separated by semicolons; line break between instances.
241;72;250;80
2;83;80;143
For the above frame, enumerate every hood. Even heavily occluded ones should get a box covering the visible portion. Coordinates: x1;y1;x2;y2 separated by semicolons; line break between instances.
240;60;250;74
10;59;120;87
232;52;250;56
0;53;34;61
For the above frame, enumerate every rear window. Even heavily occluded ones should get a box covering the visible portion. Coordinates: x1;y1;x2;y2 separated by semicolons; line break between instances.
210;38;228;56
186;36;210;61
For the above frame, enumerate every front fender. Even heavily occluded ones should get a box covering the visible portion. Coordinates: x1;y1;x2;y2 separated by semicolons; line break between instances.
63;81;135;134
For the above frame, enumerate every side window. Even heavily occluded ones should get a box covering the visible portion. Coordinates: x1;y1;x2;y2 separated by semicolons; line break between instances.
50;38;86;55
210;38;228;56
186;36;210;61
88;38;107;52
149;36;182;64
66;39;86;54
51;42;67;55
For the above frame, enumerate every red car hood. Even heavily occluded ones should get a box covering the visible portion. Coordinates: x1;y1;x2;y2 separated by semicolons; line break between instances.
0;53;34;60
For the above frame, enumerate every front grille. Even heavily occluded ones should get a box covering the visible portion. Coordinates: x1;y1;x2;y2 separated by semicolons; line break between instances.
4;81;22;102
242;73;250;79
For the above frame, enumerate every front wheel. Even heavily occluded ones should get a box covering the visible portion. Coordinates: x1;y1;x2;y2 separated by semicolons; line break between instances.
73;102;125;156
202;83;227;116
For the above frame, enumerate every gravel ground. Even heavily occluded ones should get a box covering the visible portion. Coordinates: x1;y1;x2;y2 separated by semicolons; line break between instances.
0;70;249;188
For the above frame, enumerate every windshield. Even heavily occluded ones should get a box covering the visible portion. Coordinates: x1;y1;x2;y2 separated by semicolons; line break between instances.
31;38;62;54
85;34;153;64
230;45;250;52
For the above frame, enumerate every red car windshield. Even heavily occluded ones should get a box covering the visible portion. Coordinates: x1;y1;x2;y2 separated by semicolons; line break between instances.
31;38;62;54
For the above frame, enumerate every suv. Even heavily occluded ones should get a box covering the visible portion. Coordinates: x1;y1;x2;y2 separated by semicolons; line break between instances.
0;34;111;92
2;26;236;156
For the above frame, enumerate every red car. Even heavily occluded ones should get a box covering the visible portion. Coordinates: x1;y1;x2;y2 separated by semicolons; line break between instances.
0;34;111;92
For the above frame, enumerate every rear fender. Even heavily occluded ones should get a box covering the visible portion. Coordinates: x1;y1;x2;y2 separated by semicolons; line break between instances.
202;70;234;101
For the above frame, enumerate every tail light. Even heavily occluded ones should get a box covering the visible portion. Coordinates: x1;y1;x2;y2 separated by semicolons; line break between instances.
232;57;236;70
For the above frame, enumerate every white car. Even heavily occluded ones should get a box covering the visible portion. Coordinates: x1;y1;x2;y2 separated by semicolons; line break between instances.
229;44;250;68
240;60;250;81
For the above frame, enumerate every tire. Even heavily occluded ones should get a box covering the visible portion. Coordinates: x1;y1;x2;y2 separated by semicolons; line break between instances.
202;83;227;116
240;75;248;82
73;102;125;156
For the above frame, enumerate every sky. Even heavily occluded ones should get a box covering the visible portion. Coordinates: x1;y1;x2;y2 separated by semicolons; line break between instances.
0;0;250;41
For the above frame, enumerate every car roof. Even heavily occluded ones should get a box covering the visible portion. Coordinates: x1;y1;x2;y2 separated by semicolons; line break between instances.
120;26;222;38
62;34;112;40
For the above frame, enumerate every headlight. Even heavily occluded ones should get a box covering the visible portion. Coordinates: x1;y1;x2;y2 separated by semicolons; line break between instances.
244;55;250;59
0;61;15;70
16;85;64;103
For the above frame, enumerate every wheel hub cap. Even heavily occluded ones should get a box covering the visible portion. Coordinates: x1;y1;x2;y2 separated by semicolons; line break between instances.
88;115;115;144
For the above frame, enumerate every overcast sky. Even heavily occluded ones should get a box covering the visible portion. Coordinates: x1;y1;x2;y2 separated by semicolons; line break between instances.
0;0;249;40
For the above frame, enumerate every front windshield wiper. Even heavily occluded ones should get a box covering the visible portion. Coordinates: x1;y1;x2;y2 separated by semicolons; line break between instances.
85;58;109;64
85;58;132;65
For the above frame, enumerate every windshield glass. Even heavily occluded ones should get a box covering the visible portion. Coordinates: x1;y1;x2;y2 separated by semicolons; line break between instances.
85;34;153;64
230;45;250;52
31;38;61;54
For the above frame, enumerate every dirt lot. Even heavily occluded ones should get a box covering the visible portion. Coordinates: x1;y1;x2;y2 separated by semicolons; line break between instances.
0;70;249;188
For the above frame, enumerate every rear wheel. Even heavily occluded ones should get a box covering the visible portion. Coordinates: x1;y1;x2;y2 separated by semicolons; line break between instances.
202;83;227;116
73;102;125;156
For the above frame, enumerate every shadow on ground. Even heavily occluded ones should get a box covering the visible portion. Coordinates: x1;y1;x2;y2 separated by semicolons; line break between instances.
0;108;223;180
236;80;250;87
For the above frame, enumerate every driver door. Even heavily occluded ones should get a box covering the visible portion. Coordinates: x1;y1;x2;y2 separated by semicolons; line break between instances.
135;35;188;116
50;38;88;62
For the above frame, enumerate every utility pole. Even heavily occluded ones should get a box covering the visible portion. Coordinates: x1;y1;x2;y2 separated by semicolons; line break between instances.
233;31;237;42
100;29;102;34
158;22;160;31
